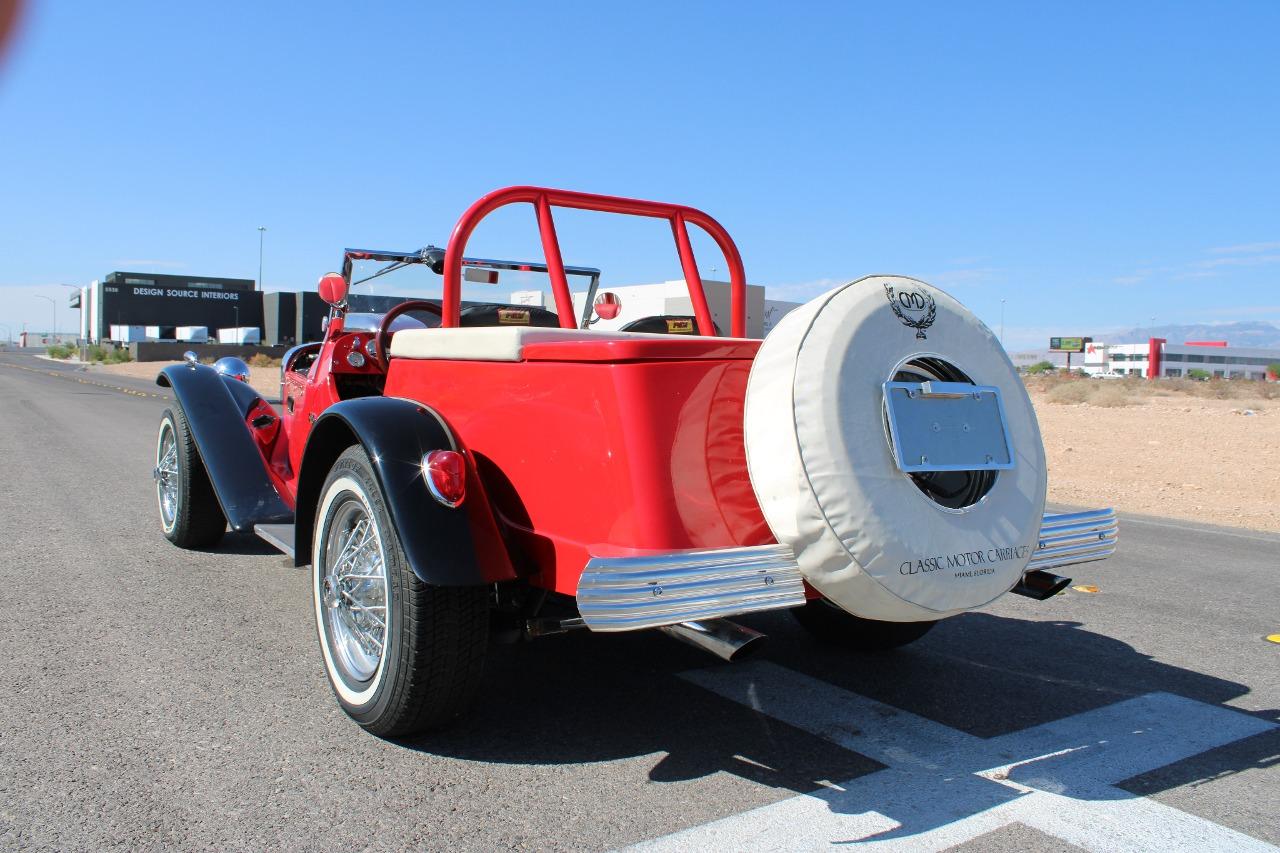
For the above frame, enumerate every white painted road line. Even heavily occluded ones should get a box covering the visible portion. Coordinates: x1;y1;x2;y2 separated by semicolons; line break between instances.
628;661;1277;852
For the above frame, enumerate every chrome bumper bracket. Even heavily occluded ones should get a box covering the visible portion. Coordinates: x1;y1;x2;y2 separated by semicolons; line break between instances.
1029;508;1118;574
576;544;807;632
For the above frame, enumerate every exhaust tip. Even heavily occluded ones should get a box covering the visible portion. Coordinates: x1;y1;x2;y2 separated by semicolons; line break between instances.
659;618;767;662
1012;569;1072;601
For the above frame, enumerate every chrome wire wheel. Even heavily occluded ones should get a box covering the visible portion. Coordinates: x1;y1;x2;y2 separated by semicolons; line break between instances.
320;495;389;685
155;420;179;531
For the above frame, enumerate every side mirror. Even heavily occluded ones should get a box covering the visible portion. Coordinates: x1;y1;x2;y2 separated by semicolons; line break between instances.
318;272;349;306
593;291;622;321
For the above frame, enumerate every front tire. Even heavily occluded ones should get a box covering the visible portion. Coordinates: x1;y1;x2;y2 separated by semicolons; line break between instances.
313;445;488;737
791;598;937;651
155;406;226;548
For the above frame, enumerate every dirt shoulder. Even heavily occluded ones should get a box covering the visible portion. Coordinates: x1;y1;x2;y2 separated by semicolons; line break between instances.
89;360;280;401
87;360;1280;533
1031;378;1279;532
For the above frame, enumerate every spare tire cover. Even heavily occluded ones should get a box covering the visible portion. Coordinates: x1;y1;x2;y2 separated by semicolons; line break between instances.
744;276;1046;622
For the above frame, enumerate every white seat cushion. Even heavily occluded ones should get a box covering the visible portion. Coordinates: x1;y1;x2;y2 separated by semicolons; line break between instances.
388;326;680;362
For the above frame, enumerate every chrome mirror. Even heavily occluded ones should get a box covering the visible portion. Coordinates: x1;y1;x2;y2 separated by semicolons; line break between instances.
213;356;250;383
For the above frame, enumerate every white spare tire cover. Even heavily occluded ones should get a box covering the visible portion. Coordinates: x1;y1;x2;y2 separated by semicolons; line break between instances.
744;276;1046;623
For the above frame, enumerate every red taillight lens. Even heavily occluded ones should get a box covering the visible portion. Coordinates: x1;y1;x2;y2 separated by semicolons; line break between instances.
422;450;466;508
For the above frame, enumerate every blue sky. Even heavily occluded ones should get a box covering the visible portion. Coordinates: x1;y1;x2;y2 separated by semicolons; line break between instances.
1;1;1277;350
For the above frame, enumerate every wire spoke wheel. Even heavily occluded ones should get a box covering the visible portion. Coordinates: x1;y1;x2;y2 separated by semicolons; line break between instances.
155;421;180;529
154;406;225;548
311;445;489;737
320;499;389;684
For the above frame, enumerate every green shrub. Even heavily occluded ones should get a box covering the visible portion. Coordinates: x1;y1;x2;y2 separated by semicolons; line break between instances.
1025;360;1056;374
85;344;108;362
107;347;132;363
1186;368;1211;381
46;343;76;359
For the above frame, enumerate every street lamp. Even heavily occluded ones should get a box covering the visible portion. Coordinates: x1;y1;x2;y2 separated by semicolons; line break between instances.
60;284;81;342
258;226;267;292
34;294;56;340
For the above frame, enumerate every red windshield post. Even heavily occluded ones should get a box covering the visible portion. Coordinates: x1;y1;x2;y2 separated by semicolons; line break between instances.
442;186;747;337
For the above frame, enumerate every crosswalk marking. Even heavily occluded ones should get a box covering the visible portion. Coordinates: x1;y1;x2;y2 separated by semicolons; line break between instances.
628;661;1276;851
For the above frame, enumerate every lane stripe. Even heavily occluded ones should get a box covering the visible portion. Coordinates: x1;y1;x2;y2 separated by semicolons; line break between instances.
628;662;1277;851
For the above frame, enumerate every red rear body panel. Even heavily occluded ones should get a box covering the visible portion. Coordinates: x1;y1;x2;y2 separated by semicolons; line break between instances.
382;341;772;594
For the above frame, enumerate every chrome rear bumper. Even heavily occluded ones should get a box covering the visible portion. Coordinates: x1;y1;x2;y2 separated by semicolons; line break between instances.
576;544;807;632
1030;508;1118;572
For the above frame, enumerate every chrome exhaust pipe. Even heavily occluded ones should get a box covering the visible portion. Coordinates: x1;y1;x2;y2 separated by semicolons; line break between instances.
1011;569;1072;601
659;618;767;662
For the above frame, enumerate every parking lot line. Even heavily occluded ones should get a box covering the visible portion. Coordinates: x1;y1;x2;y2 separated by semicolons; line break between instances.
628;661;1277;851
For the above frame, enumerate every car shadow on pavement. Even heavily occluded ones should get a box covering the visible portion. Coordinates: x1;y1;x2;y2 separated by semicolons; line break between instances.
204;530;285;557
402;611;1277;807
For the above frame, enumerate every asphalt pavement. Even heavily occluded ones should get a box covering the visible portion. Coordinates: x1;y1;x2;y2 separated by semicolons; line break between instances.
1;351;1276;851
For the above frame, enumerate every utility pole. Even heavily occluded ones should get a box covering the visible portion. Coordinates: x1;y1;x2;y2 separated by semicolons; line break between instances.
60;284;80;343
258;226;267;291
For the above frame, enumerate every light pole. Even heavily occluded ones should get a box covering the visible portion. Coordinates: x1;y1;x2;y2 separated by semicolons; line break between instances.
60;284;81;342
1000;298;1006;347
258;226;267;291
34;294;56;341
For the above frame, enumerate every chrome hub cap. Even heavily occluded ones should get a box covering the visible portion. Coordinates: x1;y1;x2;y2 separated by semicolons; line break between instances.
321;499;388;683
156;423;179;528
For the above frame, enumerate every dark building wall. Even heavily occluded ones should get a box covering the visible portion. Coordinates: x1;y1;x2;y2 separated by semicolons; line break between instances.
297;291;326;344
97;272;261;340
263;292;298;346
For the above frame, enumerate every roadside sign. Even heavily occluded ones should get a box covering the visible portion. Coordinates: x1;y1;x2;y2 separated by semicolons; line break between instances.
1049;336;1090;353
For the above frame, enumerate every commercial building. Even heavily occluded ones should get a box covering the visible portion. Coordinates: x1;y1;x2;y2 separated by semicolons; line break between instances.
1083;338;1280;380
75;272;260;344
533;279;799;338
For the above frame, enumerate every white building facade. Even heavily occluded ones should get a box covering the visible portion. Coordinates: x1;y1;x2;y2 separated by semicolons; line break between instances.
1083;338;1280;380
544;279;799;338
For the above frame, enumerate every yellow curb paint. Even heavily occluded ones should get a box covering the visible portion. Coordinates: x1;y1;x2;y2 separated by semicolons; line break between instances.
1266;634;1280;645
1071;585;1100;594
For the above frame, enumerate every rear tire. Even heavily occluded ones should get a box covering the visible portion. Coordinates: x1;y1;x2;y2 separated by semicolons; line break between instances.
791;598;937;651
313;445;489;737
155;406;226;548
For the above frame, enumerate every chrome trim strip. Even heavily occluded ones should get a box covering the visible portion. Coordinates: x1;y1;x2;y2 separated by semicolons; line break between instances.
1029;509;1118;573
576;544;806;632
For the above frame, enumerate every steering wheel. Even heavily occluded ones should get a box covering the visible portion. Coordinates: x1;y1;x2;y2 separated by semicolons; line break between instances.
373;300;443;371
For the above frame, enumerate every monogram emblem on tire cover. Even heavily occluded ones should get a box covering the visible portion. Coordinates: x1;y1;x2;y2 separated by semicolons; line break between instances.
884;283;937;339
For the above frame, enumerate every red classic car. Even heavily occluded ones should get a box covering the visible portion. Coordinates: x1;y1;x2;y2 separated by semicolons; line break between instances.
153;186;1117;736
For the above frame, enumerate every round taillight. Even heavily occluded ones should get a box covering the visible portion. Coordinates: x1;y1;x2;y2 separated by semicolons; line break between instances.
422;450;465;508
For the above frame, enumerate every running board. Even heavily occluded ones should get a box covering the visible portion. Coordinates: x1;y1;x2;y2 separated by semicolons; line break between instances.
254;523;295;559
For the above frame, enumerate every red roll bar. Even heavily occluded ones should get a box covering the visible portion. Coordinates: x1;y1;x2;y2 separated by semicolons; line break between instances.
442;186;747;337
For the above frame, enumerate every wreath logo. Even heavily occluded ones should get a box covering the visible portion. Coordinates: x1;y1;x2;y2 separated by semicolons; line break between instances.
884;283;937;339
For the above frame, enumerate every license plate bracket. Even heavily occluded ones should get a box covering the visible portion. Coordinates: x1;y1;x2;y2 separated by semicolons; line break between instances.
882;380;1015;473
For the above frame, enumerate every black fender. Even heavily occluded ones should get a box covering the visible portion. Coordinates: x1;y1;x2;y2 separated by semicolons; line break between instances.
294;396;516;586
157;363;292;531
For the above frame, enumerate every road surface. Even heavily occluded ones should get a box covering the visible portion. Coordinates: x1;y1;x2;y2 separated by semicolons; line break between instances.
1;353;1276;851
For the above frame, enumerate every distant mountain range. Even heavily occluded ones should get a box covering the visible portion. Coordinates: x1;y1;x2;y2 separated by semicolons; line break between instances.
1110;321;1280;348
